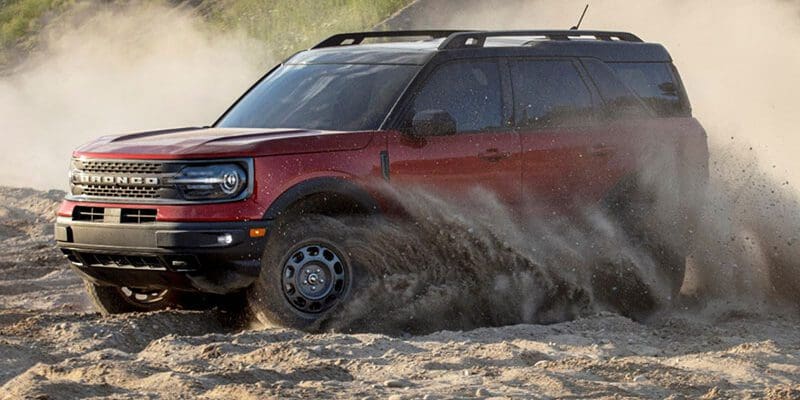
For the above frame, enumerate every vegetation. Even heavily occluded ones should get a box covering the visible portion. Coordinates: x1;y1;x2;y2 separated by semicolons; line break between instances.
0;0;411;68
204;0;412;58
0;0;71;65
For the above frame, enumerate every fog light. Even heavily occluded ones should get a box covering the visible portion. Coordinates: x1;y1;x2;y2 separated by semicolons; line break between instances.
217;233;234;245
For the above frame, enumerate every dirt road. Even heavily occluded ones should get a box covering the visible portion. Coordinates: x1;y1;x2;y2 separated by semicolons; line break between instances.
1;187;799;399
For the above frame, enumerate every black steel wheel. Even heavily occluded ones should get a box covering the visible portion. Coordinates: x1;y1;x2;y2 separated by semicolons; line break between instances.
84;281;206;315
281;243;349;314
118;287;170;306
85;282;174;314
247;214;359;331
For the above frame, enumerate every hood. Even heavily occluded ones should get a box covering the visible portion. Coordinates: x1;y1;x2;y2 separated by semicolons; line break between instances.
73;127;375;159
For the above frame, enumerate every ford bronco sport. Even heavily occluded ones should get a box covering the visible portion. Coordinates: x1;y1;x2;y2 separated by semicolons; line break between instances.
55;30;708;329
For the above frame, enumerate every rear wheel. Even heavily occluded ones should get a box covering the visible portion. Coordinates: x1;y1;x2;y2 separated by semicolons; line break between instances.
647;241;687;301
607;181;687;306
84;281;203;315
247;215;356;331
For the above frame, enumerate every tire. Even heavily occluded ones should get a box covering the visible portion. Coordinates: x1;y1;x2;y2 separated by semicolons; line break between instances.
84;281;203;315
247;214;357;331
607;180;687;305
646;241;687;302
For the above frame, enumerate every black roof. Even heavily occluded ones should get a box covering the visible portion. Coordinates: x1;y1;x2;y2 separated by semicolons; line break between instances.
288;30;672;66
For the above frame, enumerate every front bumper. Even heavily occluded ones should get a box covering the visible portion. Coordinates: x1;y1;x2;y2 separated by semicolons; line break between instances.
55;216;270;294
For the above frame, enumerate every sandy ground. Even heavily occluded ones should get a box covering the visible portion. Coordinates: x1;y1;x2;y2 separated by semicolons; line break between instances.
0;186;799;399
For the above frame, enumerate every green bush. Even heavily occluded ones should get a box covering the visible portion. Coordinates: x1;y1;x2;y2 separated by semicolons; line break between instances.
0;0;412;67
205;0;411;57
0;0;71;64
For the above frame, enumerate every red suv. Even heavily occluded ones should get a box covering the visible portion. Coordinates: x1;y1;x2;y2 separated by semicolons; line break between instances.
55;30;708;330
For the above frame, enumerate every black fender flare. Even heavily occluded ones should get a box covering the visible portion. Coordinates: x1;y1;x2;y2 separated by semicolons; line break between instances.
601;173;641;213
263;177;381;220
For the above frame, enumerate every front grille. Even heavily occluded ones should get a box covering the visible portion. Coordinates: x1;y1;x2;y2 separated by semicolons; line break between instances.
78;160;165;174
79;185;161;199
70;159;179;202
68;157;252;204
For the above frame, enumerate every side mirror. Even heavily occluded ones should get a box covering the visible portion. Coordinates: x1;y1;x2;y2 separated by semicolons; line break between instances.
411;109;457;137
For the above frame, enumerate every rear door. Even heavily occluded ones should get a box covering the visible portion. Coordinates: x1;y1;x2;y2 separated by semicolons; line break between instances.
387;59;521;207
510;59;623;212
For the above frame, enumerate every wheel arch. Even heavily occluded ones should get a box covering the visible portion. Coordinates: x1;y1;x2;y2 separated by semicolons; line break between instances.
601;172;641;212
263;177;381;220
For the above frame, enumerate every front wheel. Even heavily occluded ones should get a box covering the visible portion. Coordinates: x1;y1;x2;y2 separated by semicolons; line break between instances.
247;215;357;331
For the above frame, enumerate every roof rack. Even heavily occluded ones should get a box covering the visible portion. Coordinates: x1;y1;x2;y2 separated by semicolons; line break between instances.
438;30;643;49
312;30;466;49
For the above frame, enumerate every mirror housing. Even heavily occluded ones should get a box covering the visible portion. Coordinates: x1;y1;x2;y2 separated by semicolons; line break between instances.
411;109;457;137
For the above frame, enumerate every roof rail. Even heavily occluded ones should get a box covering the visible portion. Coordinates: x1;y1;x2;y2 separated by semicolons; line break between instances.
438;30;643;49
312;30;467;49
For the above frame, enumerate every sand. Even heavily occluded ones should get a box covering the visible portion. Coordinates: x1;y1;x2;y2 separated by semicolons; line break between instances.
0;186;799;399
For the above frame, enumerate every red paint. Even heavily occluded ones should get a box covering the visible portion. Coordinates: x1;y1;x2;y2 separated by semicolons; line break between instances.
62;120;707;222
387;130;521;207
74;127;374;160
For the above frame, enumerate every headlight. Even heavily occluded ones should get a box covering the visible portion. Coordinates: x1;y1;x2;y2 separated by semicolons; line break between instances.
170;164;247;200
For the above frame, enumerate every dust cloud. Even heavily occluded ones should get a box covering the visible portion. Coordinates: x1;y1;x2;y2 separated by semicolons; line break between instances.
315;0;800;331
319;188;673;334
0;3;269;190
416;0;800;182
303;155;800;334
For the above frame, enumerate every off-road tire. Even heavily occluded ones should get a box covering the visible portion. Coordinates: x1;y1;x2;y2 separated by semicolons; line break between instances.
608;181;687;303
247;214;358;331
84;281;201;315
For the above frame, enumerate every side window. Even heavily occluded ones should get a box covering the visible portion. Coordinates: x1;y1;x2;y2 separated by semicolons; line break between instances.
510;60;595;129
581;59;650;119
411;60;503;133
608;62;690;117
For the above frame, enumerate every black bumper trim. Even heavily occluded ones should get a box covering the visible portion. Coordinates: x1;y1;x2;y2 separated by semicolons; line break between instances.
55;217;271;294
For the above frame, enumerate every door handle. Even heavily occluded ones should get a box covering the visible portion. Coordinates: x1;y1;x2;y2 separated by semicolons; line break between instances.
478;148;511;162
588;144;615;157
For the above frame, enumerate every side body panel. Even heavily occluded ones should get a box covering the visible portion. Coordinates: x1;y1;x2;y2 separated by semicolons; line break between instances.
386;131;521;206
518;118;707;211
519;124;631;211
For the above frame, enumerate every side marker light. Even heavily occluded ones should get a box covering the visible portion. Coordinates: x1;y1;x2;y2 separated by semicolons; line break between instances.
250;228;266;238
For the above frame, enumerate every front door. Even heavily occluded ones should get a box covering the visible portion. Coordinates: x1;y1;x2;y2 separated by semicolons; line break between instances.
387;59;521;208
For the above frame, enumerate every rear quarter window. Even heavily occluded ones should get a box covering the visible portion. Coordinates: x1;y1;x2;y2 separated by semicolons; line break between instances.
609;62;691;117
581;59;651;120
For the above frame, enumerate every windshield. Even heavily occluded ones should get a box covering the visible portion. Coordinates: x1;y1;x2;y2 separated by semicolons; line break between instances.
217;63;419;131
